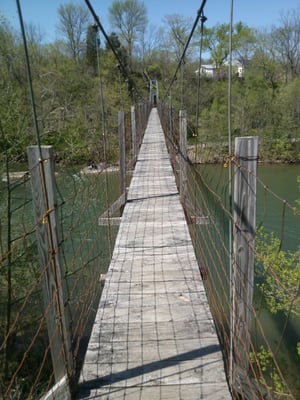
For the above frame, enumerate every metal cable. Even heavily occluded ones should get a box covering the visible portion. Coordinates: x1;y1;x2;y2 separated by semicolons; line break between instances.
163;0;207;102
85;0;144;102
16;0;42;153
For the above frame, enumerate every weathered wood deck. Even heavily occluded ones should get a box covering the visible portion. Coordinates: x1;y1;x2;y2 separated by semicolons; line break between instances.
76;109;231;399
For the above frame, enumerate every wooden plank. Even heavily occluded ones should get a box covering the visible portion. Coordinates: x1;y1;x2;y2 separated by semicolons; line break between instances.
77;109;231;399
40;375;69;400
179;109;187;203
98;193;125;226
98;217;122;226
27;146;73;398
118;110;126;199
131;105;137;163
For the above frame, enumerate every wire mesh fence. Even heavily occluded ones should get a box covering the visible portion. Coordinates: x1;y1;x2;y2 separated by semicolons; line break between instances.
159;103;300;399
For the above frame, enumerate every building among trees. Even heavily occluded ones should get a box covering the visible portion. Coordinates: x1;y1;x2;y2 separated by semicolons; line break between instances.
196;59;244;78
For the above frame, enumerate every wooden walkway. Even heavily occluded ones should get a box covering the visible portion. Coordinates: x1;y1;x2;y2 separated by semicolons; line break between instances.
76;109;231;399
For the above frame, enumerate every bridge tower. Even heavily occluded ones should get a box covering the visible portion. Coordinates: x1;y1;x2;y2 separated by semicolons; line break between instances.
149;79;159;106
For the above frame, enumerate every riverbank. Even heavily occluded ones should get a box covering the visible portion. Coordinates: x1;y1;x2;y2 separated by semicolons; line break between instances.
80;163;119;174
187;143;300;164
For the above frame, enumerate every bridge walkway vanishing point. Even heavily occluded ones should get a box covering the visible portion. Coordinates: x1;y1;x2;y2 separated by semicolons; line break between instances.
76;108;231;399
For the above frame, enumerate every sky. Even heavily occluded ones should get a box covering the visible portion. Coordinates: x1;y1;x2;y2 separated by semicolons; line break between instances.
1;0;300;43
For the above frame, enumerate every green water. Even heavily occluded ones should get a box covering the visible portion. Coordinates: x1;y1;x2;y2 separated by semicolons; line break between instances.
256;164;300;251
193;163;300;397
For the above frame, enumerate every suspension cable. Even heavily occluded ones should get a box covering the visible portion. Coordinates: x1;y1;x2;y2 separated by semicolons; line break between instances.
180;58;185;109
84;0;144;102
163;0;207;102
16;0;42;154
228;0;234;389
195;14;207;139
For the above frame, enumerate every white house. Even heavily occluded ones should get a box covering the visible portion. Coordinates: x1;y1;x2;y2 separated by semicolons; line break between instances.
195;64;217;78
224;60;244;78
195;60;244;78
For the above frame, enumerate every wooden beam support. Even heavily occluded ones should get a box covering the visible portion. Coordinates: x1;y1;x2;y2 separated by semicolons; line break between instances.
27;146;73;398
231;136;258;383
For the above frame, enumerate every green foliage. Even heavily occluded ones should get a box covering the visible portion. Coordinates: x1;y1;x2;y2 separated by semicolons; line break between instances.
255;227;300;317
202;22;256;70
1;5;300;164
191;67;300;161
249;345;291;396
262;139;295;162
276;77;300;137
202;23;231;70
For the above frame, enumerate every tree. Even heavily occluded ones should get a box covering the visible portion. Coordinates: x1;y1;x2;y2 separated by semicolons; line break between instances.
232;22;256;67
108;0;148;65
275;77;300;141
105;31;128;67
202;22;256;71
86;24;99;72
251;31;282;92
202;23;230;71
0;17;32;156
163;14;193;60
272;8;300;81
57;2;91;63
136;23;159;66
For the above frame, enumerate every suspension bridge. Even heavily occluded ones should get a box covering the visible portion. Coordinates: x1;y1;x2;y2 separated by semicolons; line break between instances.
1;0;300;399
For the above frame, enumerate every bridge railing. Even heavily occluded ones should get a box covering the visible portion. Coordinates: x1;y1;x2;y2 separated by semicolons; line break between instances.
158;103;300;400
0;103;150;399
